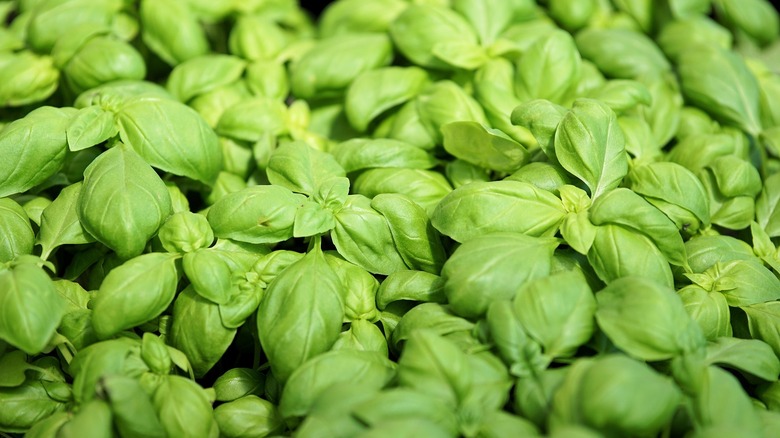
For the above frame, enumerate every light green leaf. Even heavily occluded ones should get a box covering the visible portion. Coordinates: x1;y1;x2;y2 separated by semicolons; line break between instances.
554;99;628;200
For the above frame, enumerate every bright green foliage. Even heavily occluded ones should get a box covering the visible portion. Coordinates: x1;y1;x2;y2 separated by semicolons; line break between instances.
1;1;780;436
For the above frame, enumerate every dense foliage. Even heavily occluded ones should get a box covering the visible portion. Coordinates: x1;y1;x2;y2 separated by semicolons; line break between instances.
2;0;780;436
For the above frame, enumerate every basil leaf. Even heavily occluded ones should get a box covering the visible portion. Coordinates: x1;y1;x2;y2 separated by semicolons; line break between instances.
442;233;558;319
66;106;118;152
677;44;762;135
91;252;180;339
279;350;395;419
442;121;529;173
0;198;34;263
371;194;447;274
256;247;344;382
756;173;780;237
397;330;471;408
0;262;65;354
432;180;566;243
37;182;95;261
742;301;780;358
575;28;671;78
290;33;393;99
595;277;706;360
346;67;429;132
376;270;445;311
590;188;687;268
627;162;711;231
0;106;74;197
267;141;346;196
332;195;408;275
166;54;246;103
705;337;780;382
331;138;437;173
207;185;305;245
588;224;674;288
678;285;732;341
151;375;215;437
353;168;452;215
214;395;284;438
117;97;222;185
515;30;581;103
78;144;172;260
514;271;596;358
554;99;628;200
170;286;237;378
139;0;208;66
389;4;478;70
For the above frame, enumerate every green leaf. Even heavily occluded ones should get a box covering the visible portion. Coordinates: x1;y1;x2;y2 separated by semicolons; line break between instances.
166;54;246;102
678;285;732;341
376;270;445;310
267;141;346;196
397;330;471;408
353;388;459;435
390;303;475;350
756;173;780;237
442;121;529;173
514;271;596;358
442;233;558;319
575;28;671;78
216;97;288;142
170;286;237;378
116;97;222;185
0;106;74;197
207;185;306;245
332;138;436;173
389;4;478;70
214;396;284;438
510;99;568;160
691;366;763;434
431;180;566;242
213;368;264;402
590;188;687;268
595;276;706;360
0;350;30;387
742;301;780;358
332;195;408;275
293;199;336;238
371;194;447;274
0;263;65;354
256;247;344;382
37;182;95;261
705;337;780;382
550;355;681;437
139;0;208;66
100;375;166;438
486;301;546;378
554;99;628;200
515;30;581;103
66;106;118;152
91;252;180;339
290;33;393;99
0;198;34;263
352;168;452;214
151;375;215;437
324;254;380;323
627;162;711;231
0;47;57;105
346;67;429;132
706;260;780;306
677;44;762;134
279;350;395;419
77;144;172;260
588;224;674;287
333;319;389;355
